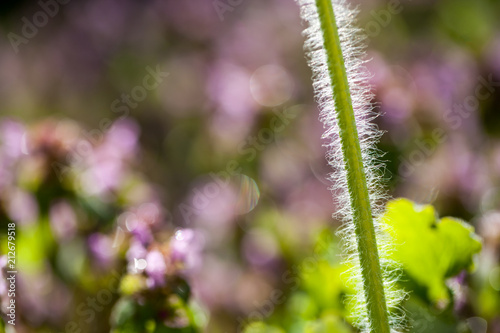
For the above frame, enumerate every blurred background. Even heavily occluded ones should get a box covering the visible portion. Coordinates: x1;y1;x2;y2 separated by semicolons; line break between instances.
0;0;500;332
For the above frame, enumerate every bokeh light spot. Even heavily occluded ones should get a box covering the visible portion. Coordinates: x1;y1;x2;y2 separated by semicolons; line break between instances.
250;65;293;107
134;258;148;271
234;174;260;215
489;267;500;291
125;213;139;232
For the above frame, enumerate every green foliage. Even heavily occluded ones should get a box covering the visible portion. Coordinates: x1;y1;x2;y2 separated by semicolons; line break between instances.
110;294;200;333
404;297;459;333
243;322;285;333
15;219;55;275
476;279;500;319
302;314;352;333
243;198;483;332
437;0;494;50
381;198;482;306
119;275;147;296
111;298;138;327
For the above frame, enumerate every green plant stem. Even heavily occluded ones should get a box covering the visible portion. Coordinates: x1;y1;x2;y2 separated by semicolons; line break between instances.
314;0;390;332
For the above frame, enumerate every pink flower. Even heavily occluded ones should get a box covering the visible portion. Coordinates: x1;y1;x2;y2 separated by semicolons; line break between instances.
49;200;78;241
171;229;204;274
145;250;167;288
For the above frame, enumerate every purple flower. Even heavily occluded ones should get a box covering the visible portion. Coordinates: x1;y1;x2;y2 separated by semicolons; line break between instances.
81;157;123;196
136;202;162;227
188;181;238;233
79;119;139;196
207;61;256;121
16;270;71;324
126;240;147;262
49;200;78;241
145;250;167;288
486;35;500;77
121;210;154;245
449;271;468;312
171;229;204;273
242;230;279;268
7;189;39;225
126;240;148;274
104;119;140;160
131;223;153;245
88;233;116;267
191;256;240;309
0;119;27;160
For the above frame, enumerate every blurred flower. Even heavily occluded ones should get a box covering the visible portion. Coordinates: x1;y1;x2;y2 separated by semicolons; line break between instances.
81;160;122;196
250;65;294;107
216;0;301;68
87;233;117;268
104;119;140;160
410;52;477;123
131;222;154;245
448;270;468;313
379;86;414;122
479;211;500;250
17;269;72;325
192;256;241;310
260;142;307;194
81;119;139;196
120;210;154;245
285;177;333;225
187;179;240;237
31;119;78;157
49;200;78;241
171;229;204;274
0;119;27;160
126;240;148;272
145;250;168;288
136;202;162;227
486;35;500;77
242;229;280;268
207;61;257;121
6;189;39;226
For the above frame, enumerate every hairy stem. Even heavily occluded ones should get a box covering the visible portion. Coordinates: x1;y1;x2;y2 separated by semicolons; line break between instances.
314;0;390;332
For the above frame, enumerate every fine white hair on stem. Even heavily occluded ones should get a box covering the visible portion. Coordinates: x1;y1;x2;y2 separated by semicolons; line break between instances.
296;0;406;332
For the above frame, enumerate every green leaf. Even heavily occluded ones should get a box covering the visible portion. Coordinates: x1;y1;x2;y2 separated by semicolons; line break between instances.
405;296;459;333
303;314;352;333
153;323;196;333
110;297;137;328
300;262;348;315
381;198;482;306
119;274;147;295
243;322;285;333
16;218;54;275
286;292;319;321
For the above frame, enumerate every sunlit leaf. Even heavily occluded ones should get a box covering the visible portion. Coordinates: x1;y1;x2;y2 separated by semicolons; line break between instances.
381;198;482;306
243;322;285;333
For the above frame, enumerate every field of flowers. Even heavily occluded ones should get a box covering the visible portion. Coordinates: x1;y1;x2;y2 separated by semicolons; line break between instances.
1;0;500;332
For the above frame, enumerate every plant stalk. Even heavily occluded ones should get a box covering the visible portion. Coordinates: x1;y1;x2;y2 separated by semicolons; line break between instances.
314;0;390;332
